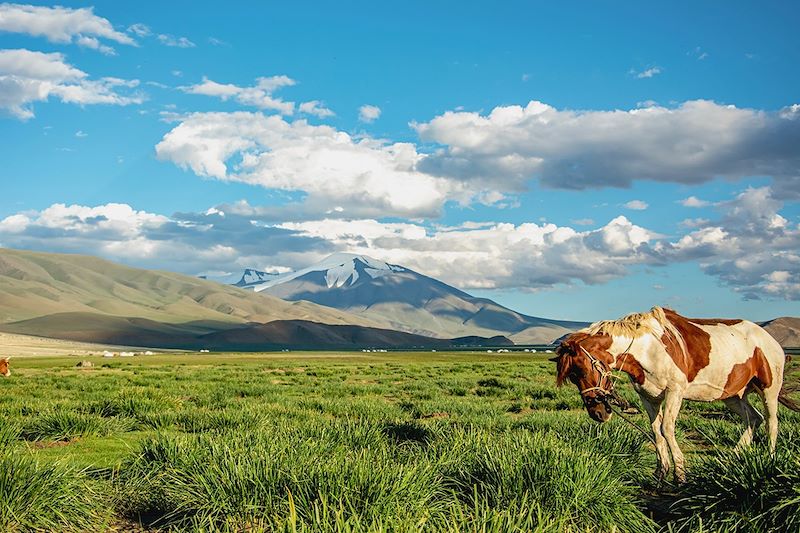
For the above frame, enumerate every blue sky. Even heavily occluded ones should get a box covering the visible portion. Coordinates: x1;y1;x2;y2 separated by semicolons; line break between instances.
0;1;798;321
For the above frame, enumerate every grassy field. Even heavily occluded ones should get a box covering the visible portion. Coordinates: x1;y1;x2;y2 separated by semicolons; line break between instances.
1;351;798;532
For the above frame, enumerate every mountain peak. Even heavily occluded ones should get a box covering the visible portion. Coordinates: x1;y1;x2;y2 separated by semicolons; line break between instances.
250;252;404;292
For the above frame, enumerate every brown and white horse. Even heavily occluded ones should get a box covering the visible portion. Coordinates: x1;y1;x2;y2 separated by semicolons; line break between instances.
552;306;799;483
0;357;9;377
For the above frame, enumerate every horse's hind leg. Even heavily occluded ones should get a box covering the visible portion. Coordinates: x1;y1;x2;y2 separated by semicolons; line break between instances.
723;395;763;448
641;397;671;481
756;383;780;453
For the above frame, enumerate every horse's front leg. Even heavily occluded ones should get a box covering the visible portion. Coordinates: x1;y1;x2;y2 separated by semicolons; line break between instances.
661;390;686;483
640;396;670;482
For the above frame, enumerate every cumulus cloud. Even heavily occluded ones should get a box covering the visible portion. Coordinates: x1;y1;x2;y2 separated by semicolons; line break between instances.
0;202;657;290
414;99;800;193
180;76;296;114
623;200;648;210
1;186;797;299
127;23;151;37
680;196;711;208
0;49;143;119
359;104;381;123
298;100;334;118
155;111;472;218
0;3;135;54
280;215;657;289
659;187;800;300
0;202;330;275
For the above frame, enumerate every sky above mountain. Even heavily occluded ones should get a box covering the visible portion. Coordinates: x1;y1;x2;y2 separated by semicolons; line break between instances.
0;1;798;321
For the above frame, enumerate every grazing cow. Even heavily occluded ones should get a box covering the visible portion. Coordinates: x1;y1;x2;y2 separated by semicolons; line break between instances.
0;357;9;377
552;306;799;483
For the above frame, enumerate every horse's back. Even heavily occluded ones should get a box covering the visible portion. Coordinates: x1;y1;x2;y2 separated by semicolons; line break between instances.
687;319;784;399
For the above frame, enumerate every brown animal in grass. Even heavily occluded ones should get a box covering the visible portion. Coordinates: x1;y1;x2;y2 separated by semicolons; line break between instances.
552;306;800;483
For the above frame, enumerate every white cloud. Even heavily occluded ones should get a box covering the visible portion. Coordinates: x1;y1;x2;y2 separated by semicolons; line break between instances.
279;215;656;289
1;186;796;299
359;104;381;123
157;34;195;48
689;47;709;61
0;202;330;275
181;76;296;115
660;187;800;300
0;201;655;290
0;3;135;53
208;37;229;47
680;196;711;208
127;23;151;37
155;111;464;218
298;100;334;118
0;203;166;238
414;100;800;194
75;130;87;137
632;66;662;78
74;35;115;56
623;200;648;210
0;49;143;120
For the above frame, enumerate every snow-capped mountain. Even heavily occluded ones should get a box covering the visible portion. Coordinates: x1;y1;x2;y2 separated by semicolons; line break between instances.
252;253;405;291
227;253;587;343
200;268;281;288
235;268;282;288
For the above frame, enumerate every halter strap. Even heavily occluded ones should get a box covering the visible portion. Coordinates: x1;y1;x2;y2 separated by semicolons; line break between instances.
577;337;636;402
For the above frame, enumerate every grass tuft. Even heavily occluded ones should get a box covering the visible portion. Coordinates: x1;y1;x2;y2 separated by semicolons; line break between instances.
0;451;110;531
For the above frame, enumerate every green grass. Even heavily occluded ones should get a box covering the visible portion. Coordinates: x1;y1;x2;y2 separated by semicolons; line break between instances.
0;351;798;532
0;451;112;531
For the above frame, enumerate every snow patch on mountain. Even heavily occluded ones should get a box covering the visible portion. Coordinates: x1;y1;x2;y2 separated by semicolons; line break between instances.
252;253;404;292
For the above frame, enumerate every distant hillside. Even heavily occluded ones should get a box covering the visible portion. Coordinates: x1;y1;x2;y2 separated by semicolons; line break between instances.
0;248;380;328
0;312;509;350
228;253;587;343
762;317;800;348
0;248;506;350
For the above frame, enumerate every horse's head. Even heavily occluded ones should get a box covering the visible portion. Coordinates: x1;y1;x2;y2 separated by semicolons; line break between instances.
0;357;10;377
551;333;615;423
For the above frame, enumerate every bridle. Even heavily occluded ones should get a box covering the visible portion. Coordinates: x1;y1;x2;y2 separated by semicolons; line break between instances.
561;338;657;445
576;338;635;409
577;346;615;396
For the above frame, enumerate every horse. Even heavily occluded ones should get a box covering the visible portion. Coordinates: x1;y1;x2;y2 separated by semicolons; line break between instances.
0;357;9;377
551;306;800;483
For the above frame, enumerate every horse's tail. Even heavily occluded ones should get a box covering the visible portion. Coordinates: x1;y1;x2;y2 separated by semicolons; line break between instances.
779;355;800;412
778;394;800;412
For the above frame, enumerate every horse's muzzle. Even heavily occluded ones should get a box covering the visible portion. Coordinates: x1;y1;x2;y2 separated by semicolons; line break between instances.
584;394;613;423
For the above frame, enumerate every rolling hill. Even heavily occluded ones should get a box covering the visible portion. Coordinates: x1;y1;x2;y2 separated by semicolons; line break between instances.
761;317;800;348
1;248;501;349
0;248;380;328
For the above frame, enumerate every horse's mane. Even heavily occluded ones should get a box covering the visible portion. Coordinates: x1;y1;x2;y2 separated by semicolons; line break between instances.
584;306;683;345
